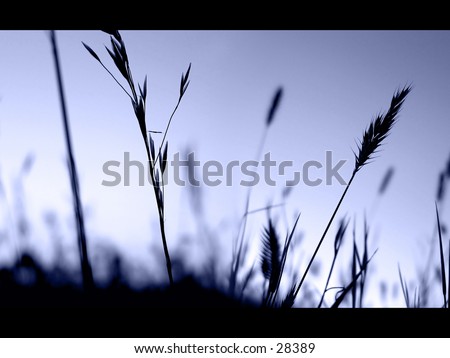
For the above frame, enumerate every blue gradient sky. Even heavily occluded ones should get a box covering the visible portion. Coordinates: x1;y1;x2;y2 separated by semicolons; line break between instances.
0;30;449;306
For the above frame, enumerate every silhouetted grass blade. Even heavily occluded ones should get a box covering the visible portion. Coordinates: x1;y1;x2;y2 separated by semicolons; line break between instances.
448;243;450;308
359;216;369;307
105;46;128;80
318;217;348;308
161;142;169;175
239;264;255;299
398;264;410;307
180;63;191;98
102;30;121;41
436;202;447;307
111;36;128;65
139;76;147;102
352;237;358;308
133;98;147;141
149;133;156;161
281;282;297;308
82;42;101;63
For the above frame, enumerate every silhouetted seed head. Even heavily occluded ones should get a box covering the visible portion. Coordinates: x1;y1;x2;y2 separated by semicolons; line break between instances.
378;166;395;195
266;87;283;127
334;217;349;254
446;154;450;178
281;283;297;308
282;185;293;199
260;219;281;293
437;172;446;202
20;153;35;176
354;85;411;173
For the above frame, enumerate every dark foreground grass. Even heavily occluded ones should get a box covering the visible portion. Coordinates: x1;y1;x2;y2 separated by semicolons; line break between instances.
0;253;251;307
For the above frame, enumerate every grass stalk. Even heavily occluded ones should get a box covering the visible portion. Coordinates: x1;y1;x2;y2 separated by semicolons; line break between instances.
436;202;447;308
50;31;94;290
83;31;191;285
292;172;355;303
287;85;411;306
229;87;283;296
318;217;348;308
331;249;377;308
447;240;450;308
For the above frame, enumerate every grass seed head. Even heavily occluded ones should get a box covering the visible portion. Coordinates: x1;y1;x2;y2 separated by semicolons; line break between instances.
354;85;411;173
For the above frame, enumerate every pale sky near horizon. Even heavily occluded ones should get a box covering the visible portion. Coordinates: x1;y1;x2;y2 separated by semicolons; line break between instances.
0;30;449;306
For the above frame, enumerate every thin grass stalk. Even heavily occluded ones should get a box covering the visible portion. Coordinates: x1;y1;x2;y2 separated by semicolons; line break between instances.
154;99;181;164
317;251;339;308
231;129;267;289
239;263;255;300
245;204;285;216
436;202;447;308
318;218;348;308
419;166;450;303
359;216;369;307
230;87;283;296
331;249;377;308
351;236;358;308
147;138;173;285
131;80;175;287
229;187;253;295
154;63;190;164
50;31;94;290
292;172;356;301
